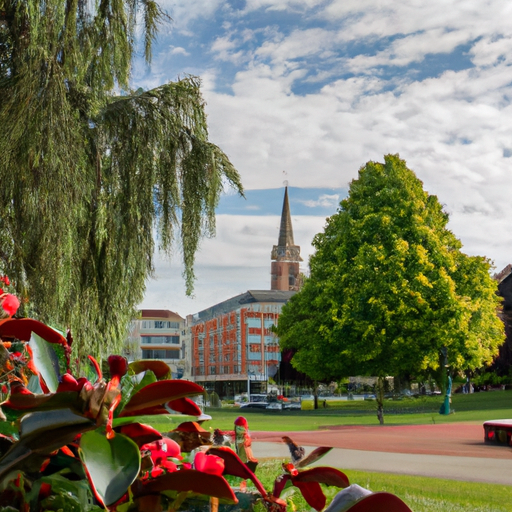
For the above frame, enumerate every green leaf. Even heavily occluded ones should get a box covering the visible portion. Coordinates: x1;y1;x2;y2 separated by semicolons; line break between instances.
29;332;62;392
29;474;94;511
79;431;141;506
117;370;157;415
0;409;95;480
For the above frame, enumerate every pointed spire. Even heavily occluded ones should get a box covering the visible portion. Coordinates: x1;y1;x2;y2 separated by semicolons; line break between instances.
278;187;294;247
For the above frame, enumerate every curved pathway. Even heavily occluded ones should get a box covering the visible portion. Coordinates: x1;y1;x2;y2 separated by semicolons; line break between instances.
251;423;512;485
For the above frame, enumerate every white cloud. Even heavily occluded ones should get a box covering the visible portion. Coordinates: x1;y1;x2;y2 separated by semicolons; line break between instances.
243;0;324;13
300;194;340;209
137;0;512;315
169;46;189;56
159;0;224;31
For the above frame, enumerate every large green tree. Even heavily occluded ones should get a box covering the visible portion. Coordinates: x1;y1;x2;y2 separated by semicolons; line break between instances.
277;154;504;423
0;0;243;360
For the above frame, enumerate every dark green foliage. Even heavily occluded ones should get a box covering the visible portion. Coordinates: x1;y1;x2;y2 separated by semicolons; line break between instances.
0;0;243;360
278;155;504;386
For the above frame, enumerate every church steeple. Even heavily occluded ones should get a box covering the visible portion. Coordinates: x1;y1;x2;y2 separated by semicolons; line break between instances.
278;187;295;247
271;187;302;291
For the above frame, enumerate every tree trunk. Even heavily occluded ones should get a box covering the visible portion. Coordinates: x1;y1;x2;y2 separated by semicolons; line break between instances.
376;376;385;425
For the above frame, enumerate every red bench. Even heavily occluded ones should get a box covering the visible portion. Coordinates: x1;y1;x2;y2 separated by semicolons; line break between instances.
483;419;512;445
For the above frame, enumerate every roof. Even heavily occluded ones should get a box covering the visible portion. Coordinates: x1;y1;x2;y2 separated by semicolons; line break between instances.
192;290;296;323
139;309;184;320
494;264;512;285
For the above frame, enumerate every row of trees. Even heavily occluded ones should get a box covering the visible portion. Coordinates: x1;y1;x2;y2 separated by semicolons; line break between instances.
277;155;504;423
0;0;243;361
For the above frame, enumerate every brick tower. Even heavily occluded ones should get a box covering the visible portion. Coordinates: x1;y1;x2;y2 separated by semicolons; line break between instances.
270;187;302;291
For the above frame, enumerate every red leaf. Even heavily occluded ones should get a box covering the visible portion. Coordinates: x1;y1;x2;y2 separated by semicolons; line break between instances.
167;397;202;416
117;397;203;418
128;360;170;379
135;470;238;504
343;492;412;511
115;423;162;447
120;380;204;414
2;384;79;411
207;446;267;497
0;318;66;346
295;481;325;511
194;452;225;476
272;474;291;499
296;446;333;468
173;421;209;434
293;466;350;488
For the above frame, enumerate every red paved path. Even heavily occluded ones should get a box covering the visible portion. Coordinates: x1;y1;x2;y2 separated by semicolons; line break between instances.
251;423;512;459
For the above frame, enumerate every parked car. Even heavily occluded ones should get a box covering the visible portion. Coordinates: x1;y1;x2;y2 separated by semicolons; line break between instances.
283;400;301;410
240;401;268;409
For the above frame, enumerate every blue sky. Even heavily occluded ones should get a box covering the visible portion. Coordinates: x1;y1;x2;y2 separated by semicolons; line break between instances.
137;0;512;316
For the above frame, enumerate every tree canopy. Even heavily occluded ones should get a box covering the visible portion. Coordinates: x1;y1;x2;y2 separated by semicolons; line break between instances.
0;0;243;360
277;155;504;392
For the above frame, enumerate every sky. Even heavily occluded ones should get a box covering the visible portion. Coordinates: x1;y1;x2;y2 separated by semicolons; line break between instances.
136;0;512;318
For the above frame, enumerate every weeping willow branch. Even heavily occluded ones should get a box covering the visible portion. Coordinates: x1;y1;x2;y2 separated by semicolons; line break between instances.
0;0;243;360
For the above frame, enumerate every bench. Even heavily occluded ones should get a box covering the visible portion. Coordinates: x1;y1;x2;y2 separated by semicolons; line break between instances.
483;419;512;445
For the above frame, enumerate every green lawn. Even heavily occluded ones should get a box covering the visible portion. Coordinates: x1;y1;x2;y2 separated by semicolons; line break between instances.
145;389;512;432
251;460;512;512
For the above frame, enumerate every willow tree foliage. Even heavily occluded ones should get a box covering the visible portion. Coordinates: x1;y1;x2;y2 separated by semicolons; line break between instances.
0;0;243;360
277;155;504;422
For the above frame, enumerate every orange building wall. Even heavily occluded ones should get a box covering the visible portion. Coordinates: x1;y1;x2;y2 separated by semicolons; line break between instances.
191;308;281;381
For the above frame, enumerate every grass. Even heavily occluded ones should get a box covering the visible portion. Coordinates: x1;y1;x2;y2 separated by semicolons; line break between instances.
251;459;512;512
184;390;512;431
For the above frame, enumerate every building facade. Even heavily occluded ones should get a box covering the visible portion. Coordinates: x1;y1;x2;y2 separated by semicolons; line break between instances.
189;290;294;397
127;309;186;379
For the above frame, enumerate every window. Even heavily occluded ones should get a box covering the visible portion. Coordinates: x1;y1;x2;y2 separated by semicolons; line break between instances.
249;344;261;352
247;334;261;343
224;354;230;362
224;366;230;374
142;349;180;359
246;318;261;328
141;336;180;345
153;321;180;329
209;366;216;375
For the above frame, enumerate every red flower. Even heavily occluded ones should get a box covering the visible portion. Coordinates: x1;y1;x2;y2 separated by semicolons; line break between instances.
234;416;248;428
10;352;26;364
1;294;19;317
194;451;225;476
141;437;182;465
108;355;128;381
0;276;10;286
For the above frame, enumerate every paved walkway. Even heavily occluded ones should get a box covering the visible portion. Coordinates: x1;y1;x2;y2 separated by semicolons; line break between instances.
250;423;512;486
